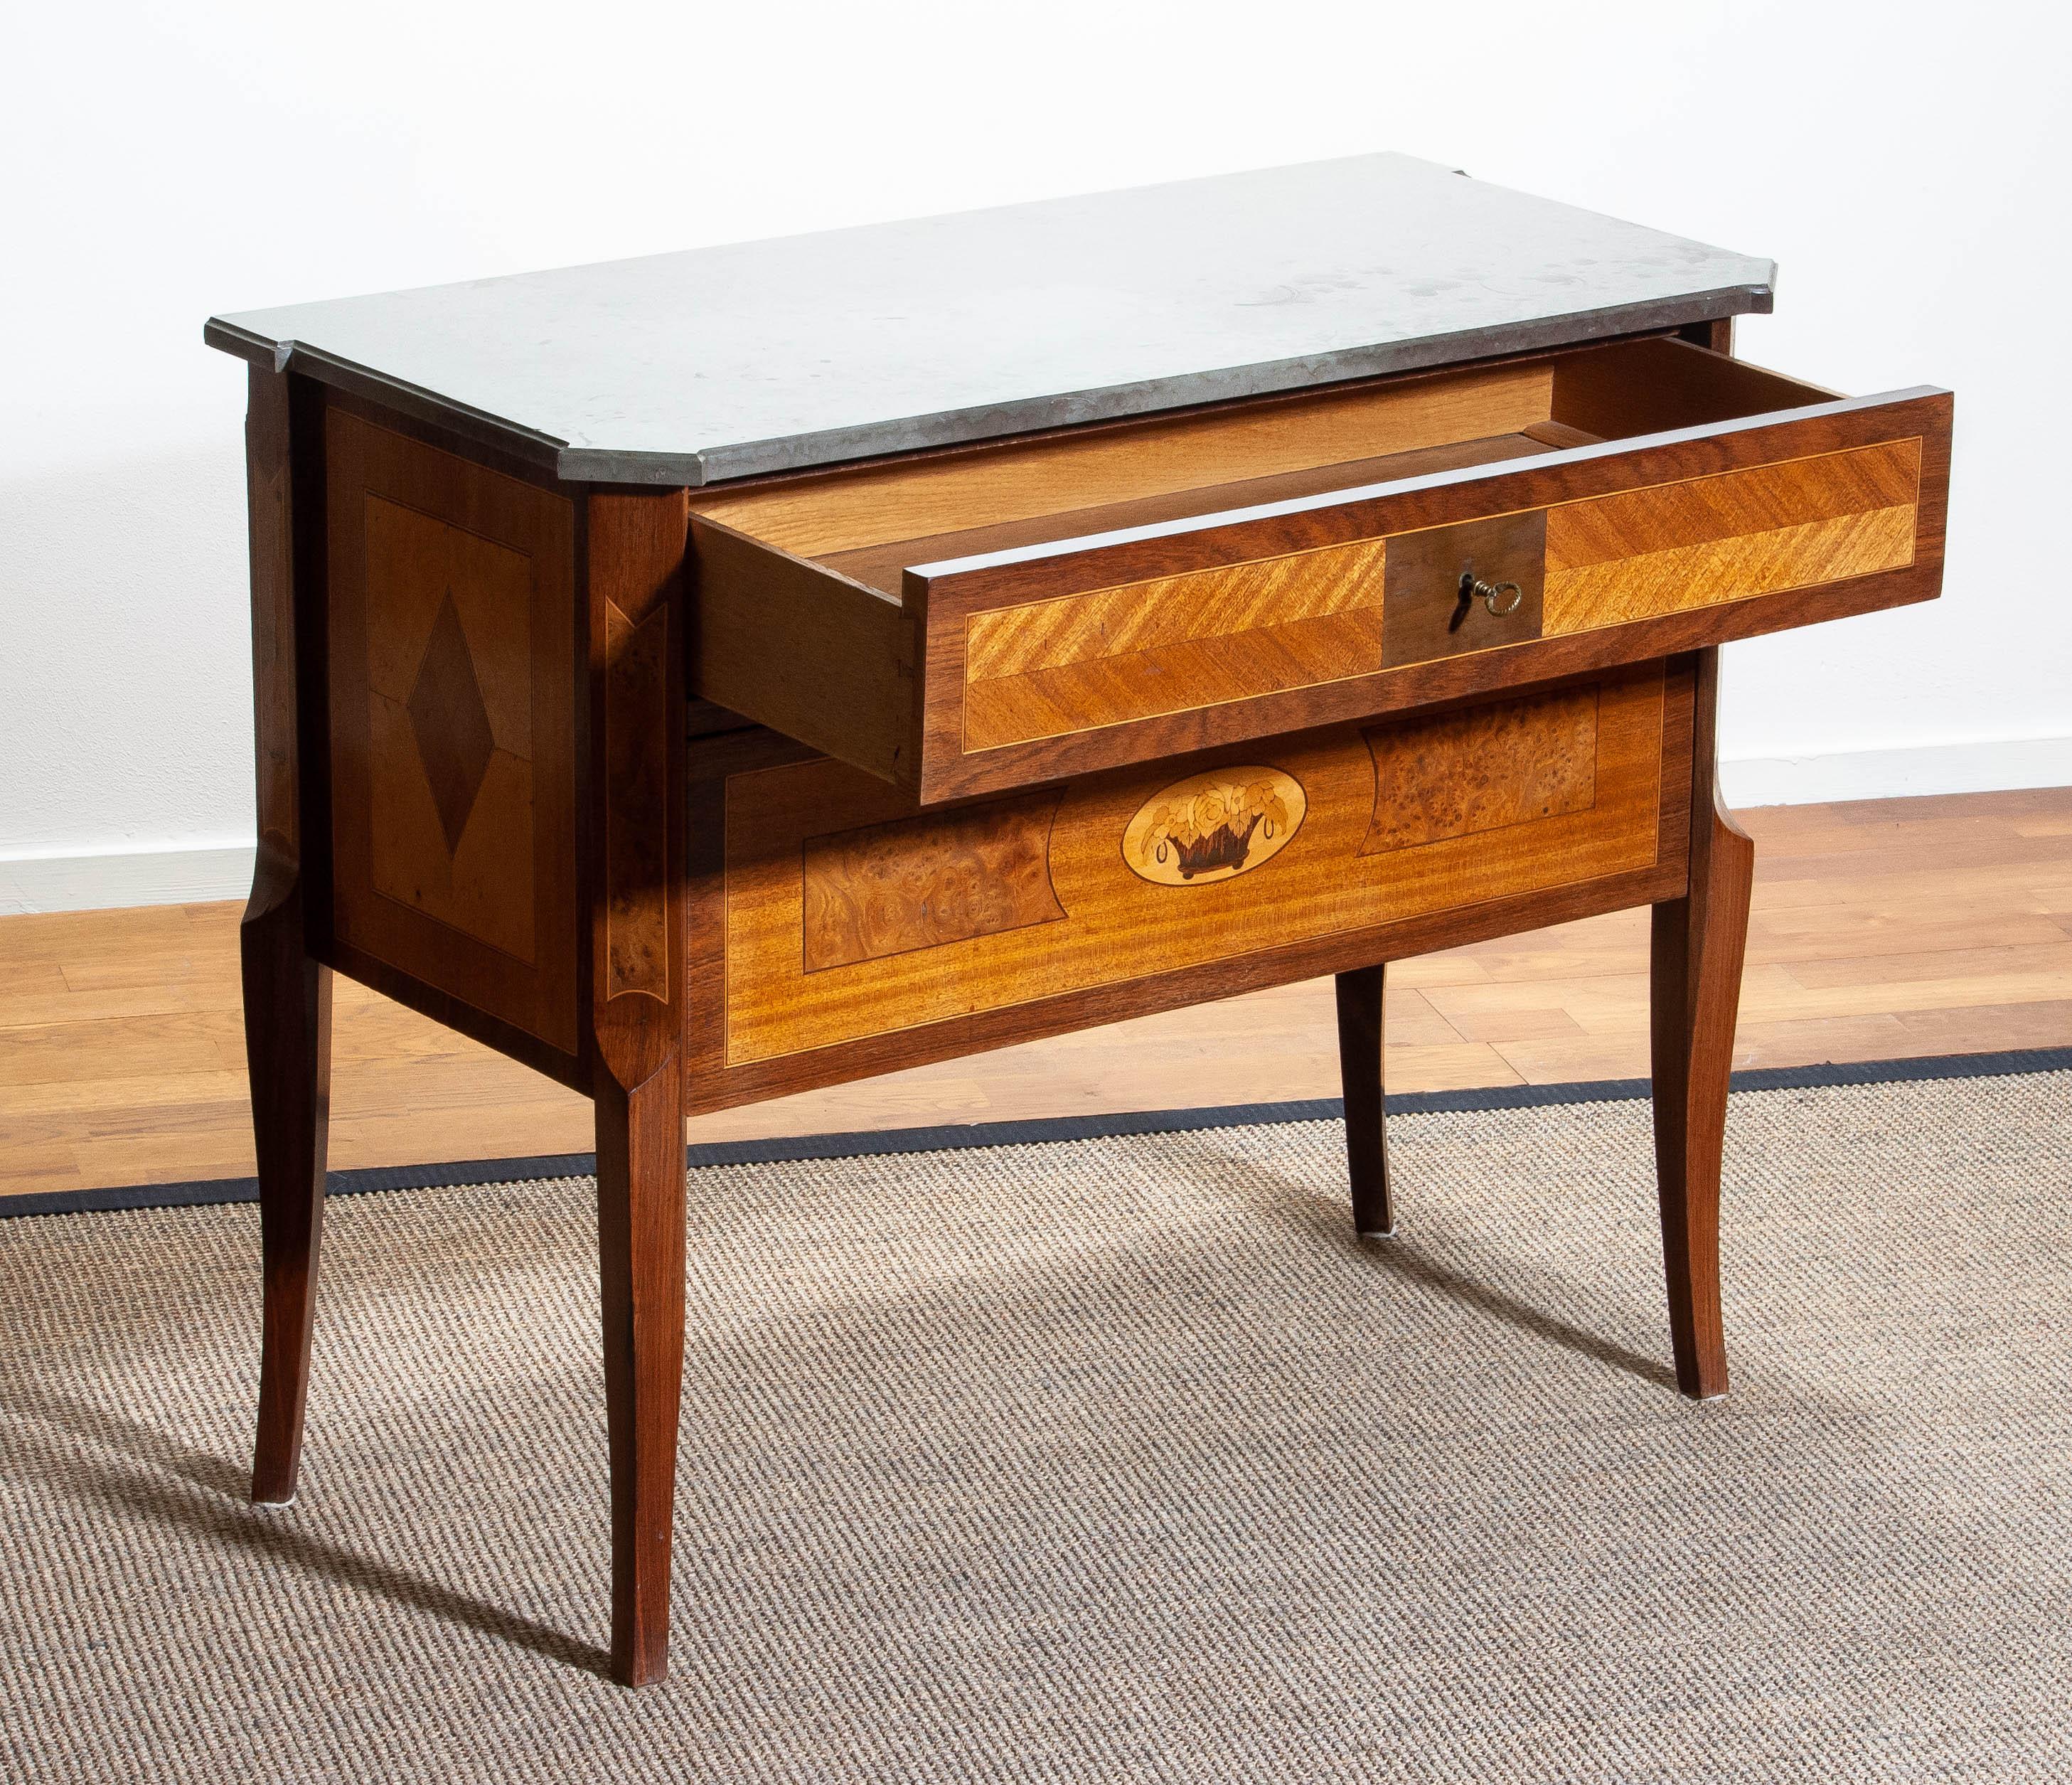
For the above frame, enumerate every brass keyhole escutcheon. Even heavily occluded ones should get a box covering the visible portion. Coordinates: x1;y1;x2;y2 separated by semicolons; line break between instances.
1450;570;1525;631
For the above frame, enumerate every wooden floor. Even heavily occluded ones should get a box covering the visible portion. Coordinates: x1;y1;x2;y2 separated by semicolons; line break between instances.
3;788;2068;1200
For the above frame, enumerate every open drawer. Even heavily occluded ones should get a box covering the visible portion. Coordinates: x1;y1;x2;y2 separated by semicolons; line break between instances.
690;336;1951;804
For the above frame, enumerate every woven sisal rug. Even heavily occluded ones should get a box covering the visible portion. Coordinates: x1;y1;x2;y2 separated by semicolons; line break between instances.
3;1061;2069;1781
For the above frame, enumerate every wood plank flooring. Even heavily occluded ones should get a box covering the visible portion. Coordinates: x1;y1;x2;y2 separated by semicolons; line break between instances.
2;788;2068;1198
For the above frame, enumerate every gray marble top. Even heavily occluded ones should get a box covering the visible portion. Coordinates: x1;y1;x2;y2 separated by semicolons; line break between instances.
205;153;1775;486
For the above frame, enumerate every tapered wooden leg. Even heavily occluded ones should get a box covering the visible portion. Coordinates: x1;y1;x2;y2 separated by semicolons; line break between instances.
243;887;333;1503
1335;964;1395;1238
595;1065;686;1687
585;487;692;1686
1650;651;1755;1400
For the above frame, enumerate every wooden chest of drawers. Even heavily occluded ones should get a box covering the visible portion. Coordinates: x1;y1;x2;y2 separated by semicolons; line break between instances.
201;154;1952;1687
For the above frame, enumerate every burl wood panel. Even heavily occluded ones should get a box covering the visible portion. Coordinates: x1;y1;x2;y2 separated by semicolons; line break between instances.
326;406;579;1055
1362;684;1598;855
804;790;1066;970
710;663;1670;1070
1544;439;1921;634
961;538;1388;752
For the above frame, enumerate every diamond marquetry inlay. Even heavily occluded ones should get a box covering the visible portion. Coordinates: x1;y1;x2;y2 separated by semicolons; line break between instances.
333;412;572;1047
407;591;497;855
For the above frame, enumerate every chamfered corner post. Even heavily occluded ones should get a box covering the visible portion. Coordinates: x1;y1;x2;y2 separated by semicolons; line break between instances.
1650;646;1755;1400
584;486;693;1687
240;364;335;1505
1334;964;1395;1238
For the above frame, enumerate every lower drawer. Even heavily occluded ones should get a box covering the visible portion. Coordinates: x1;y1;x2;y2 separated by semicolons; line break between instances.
682;659;1692;1113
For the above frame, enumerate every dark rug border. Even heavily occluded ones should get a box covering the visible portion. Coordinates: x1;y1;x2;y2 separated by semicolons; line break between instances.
9;1045;2069;1222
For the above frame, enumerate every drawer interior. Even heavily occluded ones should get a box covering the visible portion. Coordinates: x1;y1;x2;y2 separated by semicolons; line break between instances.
689;338;1835;597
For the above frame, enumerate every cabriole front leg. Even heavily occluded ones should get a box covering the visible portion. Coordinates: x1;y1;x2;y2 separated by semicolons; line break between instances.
243;872;333;1503
1649;649;1755;1400
240;363;333;1503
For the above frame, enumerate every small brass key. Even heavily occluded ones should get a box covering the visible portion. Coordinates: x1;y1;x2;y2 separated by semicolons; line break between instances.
1449;570;1526;631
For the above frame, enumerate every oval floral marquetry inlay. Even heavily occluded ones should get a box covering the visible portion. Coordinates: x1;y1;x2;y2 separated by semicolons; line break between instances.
1122;767;1306;887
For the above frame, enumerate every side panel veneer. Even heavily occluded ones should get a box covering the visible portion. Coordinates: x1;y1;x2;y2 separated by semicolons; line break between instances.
324;405;580;1057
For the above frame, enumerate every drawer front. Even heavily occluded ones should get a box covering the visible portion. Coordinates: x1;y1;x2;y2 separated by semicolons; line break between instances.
683;661;1689;1112
1542;437;1921;633
914;395;1946;801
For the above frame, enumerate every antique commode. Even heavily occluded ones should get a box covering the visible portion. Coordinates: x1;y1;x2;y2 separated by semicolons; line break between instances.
204;154;1953;1685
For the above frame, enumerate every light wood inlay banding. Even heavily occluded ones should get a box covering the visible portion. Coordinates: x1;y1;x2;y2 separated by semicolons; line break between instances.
1362;686;1599;854
955;439;1923;759
966;540;1388;683
688;339;1947;806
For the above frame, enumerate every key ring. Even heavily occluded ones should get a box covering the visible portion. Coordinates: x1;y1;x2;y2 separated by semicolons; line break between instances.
1463;575;1524;617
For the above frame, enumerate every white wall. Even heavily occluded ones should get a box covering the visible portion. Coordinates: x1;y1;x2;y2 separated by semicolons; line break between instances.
3;0;2067;910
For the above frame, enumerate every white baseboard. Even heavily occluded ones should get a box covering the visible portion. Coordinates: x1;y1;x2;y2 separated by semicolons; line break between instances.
1720;735;2072;809
3;737;2067;916
0;845;257;917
